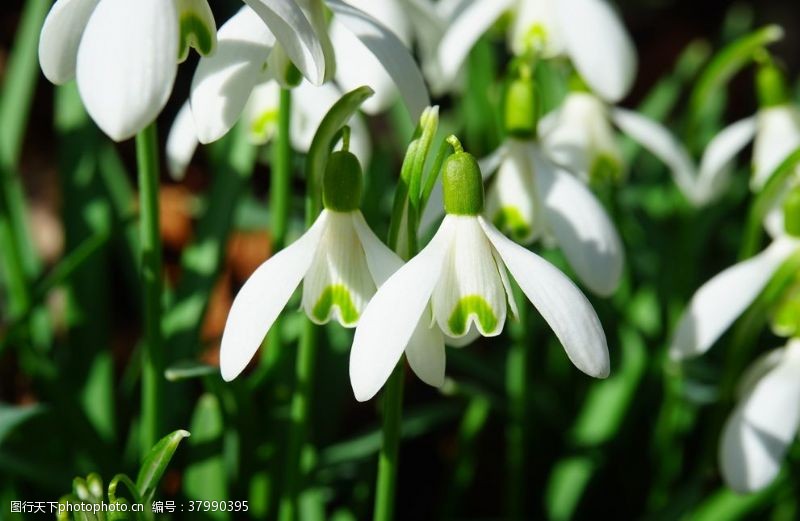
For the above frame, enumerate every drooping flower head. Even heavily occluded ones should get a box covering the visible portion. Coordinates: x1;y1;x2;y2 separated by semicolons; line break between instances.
349;137;610;401
39;0;217;141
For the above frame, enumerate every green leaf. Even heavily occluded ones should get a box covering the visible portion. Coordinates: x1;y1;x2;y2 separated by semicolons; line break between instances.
184;394;228;519
305;86;374;223
164;360;218;382
0;403;44;445
135;429;191;501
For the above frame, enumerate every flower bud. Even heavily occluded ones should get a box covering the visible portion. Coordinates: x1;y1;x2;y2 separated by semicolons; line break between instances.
443;138;485;216
504;76;539;138
756;61;790;108
323;150;363;212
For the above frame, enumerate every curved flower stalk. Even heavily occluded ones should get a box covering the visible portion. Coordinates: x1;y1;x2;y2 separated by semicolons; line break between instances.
219;144;439;381
349;138;609;402
39;0;217;141
694;61;800;205
166;78;371;180
541;90;698;205
189;2;429;147
438;0;637;102
718;340;800;493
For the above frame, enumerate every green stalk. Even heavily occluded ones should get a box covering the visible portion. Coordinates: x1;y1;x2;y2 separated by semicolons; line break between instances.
374;365;405;521
136;124;164;457
506;284;528;519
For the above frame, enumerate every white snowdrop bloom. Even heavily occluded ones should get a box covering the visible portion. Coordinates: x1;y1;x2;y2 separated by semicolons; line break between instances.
349;143;609;402
220;147;434;381
190;1;428;146
720;340;800;493
39;0;217;141
483;138;625;297
438;0;637;102
669;236;800;360
165;78;370;180
541;91;698;204
694;63;800;204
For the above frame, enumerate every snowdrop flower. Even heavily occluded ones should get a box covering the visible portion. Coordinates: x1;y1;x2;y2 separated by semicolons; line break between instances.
220;143;419;381
438;0;637;102
190;1;428;146
166;78;371;180
39;0;217;141
670;234;800;360
349;139;609;401
719;339;800;492
694;61;800;205
541;89;698;204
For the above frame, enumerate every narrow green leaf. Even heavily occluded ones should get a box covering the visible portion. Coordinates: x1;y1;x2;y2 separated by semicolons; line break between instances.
184;395;228;519
0;403;44;444
164;360;218;382
135;429;191;501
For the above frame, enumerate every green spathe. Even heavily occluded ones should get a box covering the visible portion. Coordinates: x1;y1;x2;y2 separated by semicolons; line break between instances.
323;150;363;212
312;284;360;325
443;147;485;216
447;295;499;336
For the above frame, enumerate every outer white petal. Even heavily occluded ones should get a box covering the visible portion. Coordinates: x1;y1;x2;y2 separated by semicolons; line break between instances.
404;0;449;95
351;211;403;285
190;7;275;144
327;0;430;121
479;216;610;377
243;0;326;84
695;116;758;205
670;238;800;360
76;0;178;141
344;0;412;44
533;149;624;297
349;218;454;401
220;212;328;381
437;0;515;84
405;310;446;387
329;18;397;114
166;102;200;181
38;0;99;84
611;107;698;203
752;106;800;190
720;341;800;493
556;0;637;102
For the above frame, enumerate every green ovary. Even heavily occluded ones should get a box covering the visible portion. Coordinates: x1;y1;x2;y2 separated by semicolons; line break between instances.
179;14;214;59
312;284;360;325
494;207;532;243
447;295;498;336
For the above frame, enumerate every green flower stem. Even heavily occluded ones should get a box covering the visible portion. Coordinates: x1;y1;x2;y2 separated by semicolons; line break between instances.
374;364;405;521
506;284;528;519
136;123;165;457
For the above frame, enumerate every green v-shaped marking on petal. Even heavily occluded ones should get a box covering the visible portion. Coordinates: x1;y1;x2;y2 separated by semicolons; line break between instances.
312;284;360;325
448;295;498;336
494;207;532;243
179;14;214;60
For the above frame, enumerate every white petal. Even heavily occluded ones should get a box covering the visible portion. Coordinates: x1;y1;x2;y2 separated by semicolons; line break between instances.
611;107;698;203
343;0;412;44
670;238;800;360
533;148;624;297
242;0;327;84
736;348;786;400
326;0;430;121
695;116;758;205
432;216;508;337
76;0;178;141
720;341;800;493
752;106;800;190
301;211;376;327
509;0;564;58
437;0;514;84
38;0;99;84
351;211;403;285
479;216;610;377
329;18;397;114
445;325;480;348
220;212;328;381
190;7;275;144
405;309;446;387
166;102;200;181
349;217;454;401
543;93;621;183
486;140;544;245
242;81;282;145
556;0;637;102
403;0;449;95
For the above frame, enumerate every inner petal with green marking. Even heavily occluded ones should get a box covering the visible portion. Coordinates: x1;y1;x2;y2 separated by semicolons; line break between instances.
311;284;361;326
178;14;215;61
493;206;533;244
447;295;499;337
